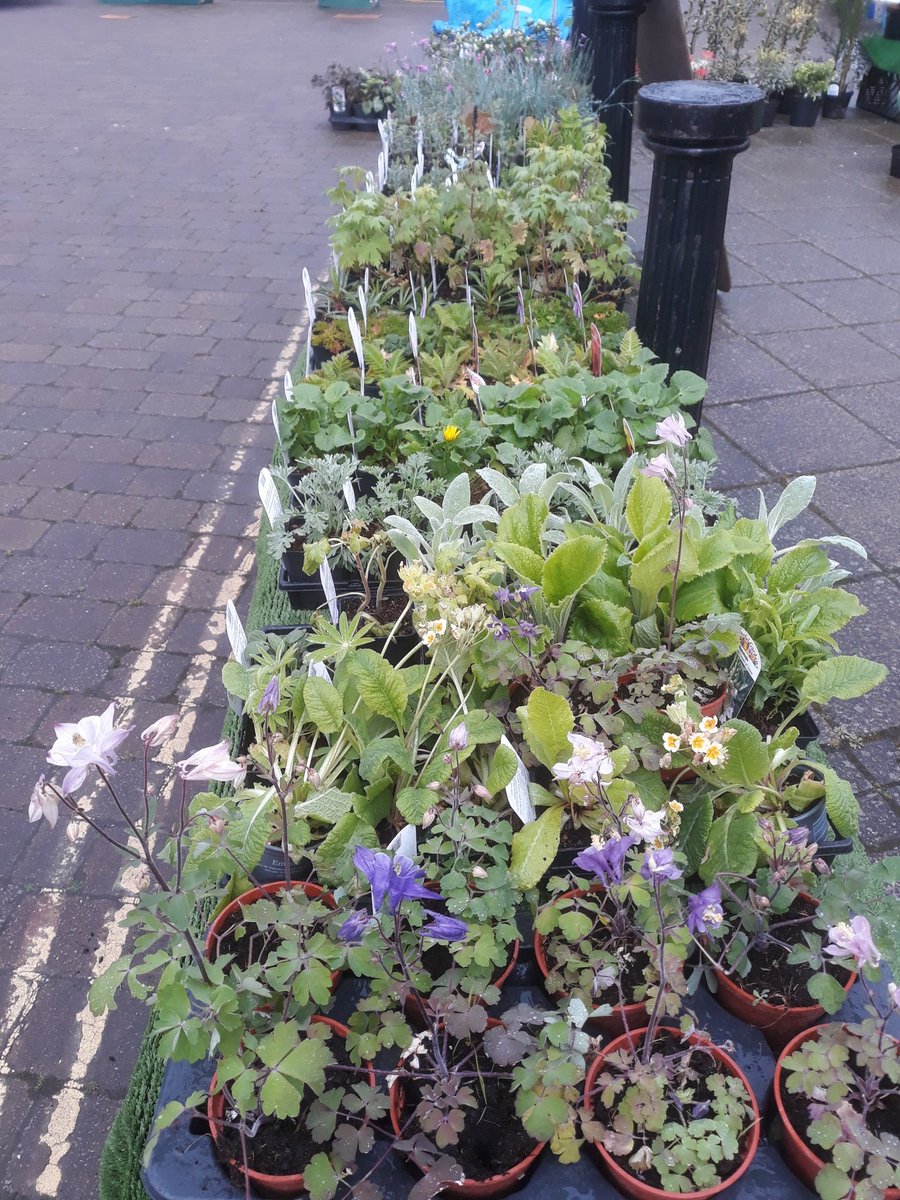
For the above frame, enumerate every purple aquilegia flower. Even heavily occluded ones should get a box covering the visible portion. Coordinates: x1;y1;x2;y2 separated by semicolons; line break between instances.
338;910;372;944
574;836;634;886
488;617;511;642
686;883;724;936
494;586;512;606
421;910;469;941
516;620;540;641
691;1101;710;1119
515;585;539;602
48;703;133;796
641;453;677;484
257;675;280;716
824;915;881;970
354;846;435;914
640;847;682;882
652;413;692;449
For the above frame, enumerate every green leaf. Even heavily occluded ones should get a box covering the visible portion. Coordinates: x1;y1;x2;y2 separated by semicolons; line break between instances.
89;958;132;1015
807;971;849;1015
626;473;671;542
315;814;378;878
800;656;887;706
351;649;409;727
303;1153;339;1200
496;493;549;554
714;720;770;788
820;767;859;838
570;597;633;655
520;687;574;769
542;537;606;604
814;1163;854;1200
628;528;678;619
295;788;355;824
303;676;344;734
494;541;545;585
260;1032;332;1118
358;736;416;782
769;545;829;592
702;808;758;883
510;805;562;889
677;792;713;874
485;743;519;797
396;787;435;824
221;660;249;701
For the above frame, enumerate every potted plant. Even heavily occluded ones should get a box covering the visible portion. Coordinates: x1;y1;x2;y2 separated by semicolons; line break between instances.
774;910;899;1199
752;47;792;123
823;0;868;113
695;823;858;1050
580;844;762;1199
534;822;689;1037
790;59;837;126
340;845;594;1192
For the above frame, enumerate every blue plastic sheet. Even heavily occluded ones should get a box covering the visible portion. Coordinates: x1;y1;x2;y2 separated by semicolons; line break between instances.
433;0;572;36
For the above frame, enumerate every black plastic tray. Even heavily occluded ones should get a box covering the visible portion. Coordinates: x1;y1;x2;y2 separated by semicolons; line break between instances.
140;940;897;1200
328;111;383;131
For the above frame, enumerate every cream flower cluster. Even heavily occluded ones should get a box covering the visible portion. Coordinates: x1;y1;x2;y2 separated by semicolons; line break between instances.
659;709;735;769
415;600;488;649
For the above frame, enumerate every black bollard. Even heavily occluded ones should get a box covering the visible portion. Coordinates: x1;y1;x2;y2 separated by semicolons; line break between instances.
586;0;646;203
634;81;764;423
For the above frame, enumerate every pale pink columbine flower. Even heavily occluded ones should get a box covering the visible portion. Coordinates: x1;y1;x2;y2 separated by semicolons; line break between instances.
176;741;245;784
448;723;469;752
652;413;692;448
624;798;666;844
641;453;676;483
47;703;133;795
824;915;881;970
28;775;59;828
141;714;178;747
552;733;613;787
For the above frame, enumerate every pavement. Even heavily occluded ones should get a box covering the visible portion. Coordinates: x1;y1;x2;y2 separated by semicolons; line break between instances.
0;1;897;1194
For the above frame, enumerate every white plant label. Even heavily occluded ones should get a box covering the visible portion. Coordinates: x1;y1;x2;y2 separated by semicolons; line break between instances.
319;558;339;623
364;171;375;194
408;310;419;362
387;824;418;858
258;467;284;527
358;284;368;332
271;397;282;453
303;267;315;377
347;307;364;369
501;735;535;823
331;84;347;114
342;479;356;512
377;151;386;192
225;600;248;668
283;370;294;404
308;660;332;682
378;119;389;163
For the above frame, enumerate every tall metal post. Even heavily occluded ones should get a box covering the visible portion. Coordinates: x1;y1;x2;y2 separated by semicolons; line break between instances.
634;81;764;422
587;0;646;203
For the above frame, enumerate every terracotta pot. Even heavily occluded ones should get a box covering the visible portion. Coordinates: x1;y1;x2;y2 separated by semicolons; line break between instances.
205;880;340;990
774;1025;900;1198
712;894;856;1051
534;886;662;1038
404;938;521;1028
584;1026;760;1200
389;1017;545;1197
207;1016;375;1200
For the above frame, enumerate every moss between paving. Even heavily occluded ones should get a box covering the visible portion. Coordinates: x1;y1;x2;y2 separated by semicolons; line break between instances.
98;517;897;1200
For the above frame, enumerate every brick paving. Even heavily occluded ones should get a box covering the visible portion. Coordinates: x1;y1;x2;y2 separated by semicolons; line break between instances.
0;3;898;1195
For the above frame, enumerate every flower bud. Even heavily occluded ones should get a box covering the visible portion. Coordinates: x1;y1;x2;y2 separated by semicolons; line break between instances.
472;784;490;799
141;714;178;747
448;724;469;752
207;814;225;837
471;866;488;879
426;780;443;792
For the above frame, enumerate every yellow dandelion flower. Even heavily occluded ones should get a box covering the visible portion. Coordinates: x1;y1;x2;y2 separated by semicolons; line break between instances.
442;425;461;443
700;716;718;733
704;743;728;766
662;732;681;753
689;733;711;755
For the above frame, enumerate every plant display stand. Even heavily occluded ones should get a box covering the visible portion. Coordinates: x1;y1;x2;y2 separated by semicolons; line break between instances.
142;949;898;1200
